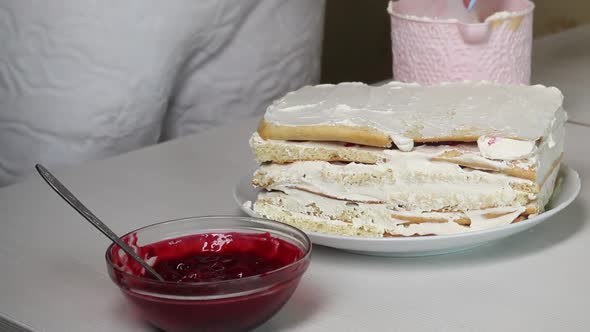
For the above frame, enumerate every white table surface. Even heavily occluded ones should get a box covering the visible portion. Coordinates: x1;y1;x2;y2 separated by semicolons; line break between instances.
1;26;590;332
0;116;589;332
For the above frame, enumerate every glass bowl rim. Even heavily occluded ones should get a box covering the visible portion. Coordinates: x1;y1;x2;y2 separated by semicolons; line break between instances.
105;215;312;287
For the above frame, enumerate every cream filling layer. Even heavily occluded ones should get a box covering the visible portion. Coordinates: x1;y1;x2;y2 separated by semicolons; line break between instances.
535;120;566;184
254;152;535;211
253;113;565;183
251;132;537;178
253;163;561;236
400;143;533;174
254;189;527;236
477;136;537;161
536;162;561;212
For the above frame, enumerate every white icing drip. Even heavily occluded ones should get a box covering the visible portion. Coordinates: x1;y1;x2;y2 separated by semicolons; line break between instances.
392;135;414;152
547;133;556;148
477;136;537;161
263;82;565;150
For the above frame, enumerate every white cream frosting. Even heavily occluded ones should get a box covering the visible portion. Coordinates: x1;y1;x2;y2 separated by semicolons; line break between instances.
253;115;565;183
251;132;537;177
255;189;531;236
253;157;563;236
252;130;564;236
255;80;566;236
465;206;526;230
263;82;566;152
526;117;566;184
255;148;535;212
477;136;537;161
536;164;560;209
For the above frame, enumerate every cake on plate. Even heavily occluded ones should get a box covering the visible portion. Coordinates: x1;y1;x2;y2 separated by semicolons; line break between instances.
248;81;566;237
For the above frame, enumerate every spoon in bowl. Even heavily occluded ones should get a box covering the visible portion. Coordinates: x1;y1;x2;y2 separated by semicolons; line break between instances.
35;164;165;281
464;0;477;11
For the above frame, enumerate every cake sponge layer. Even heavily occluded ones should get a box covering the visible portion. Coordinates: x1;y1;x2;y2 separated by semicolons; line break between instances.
252;160;540;212
250;133;541;180
251;163;560;237
253;190;529;237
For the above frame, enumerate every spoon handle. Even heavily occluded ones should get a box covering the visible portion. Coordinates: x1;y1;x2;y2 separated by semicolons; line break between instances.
35;164;164;281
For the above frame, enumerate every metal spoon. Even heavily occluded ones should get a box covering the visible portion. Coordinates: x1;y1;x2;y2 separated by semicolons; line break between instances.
35;164;165;281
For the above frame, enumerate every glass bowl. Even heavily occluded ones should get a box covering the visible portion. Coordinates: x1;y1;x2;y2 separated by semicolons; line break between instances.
105;216;312;332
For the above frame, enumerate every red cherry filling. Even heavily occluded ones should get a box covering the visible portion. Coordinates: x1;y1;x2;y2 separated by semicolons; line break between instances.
153;251;294;282
116;232;304;283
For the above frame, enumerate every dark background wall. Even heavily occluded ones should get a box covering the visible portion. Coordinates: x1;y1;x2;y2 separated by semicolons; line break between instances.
320;0;588;84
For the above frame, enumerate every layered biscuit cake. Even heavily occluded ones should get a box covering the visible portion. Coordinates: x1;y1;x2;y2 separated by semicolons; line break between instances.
248;81;566;237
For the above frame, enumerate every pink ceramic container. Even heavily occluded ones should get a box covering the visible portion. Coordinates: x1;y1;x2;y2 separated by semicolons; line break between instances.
388;0;535;85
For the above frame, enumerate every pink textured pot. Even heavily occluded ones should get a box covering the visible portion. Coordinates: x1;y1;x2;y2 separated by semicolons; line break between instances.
388;0;534;85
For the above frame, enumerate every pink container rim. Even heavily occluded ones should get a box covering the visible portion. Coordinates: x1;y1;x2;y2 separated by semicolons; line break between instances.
387;0;535;26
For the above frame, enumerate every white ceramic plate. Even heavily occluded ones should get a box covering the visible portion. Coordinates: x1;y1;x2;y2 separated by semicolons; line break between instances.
233;165;581;257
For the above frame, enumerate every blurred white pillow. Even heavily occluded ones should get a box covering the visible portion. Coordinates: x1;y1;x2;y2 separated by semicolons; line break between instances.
0;0;325;185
